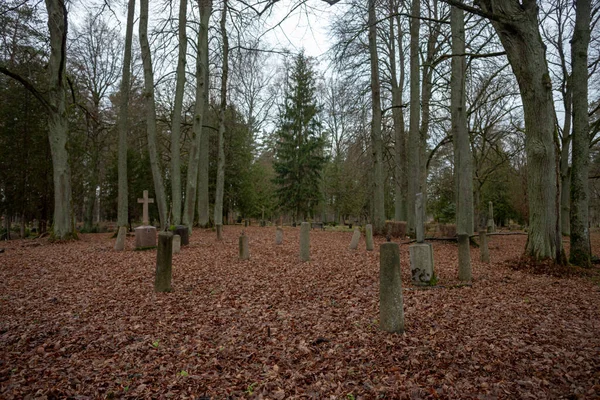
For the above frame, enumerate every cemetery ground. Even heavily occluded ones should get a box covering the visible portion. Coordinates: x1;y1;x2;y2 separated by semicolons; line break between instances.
1;228;599;399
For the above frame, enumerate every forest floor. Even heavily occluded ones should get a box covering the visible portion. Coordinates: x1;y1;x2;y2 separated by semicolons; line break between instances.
0;226;599;399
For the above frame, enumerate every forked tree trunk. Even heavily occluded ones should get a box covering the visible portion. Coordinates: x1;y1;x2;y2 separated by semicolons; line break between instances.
214;0;228;237
368;0;385;235
170;0;187;226
560;86;572;236
139;0;168;229
478;0;562;261
115;0;134;249
407;0;420;235
46;0;74;240
569;0;591;267
451;3;473;281
183;0;211;231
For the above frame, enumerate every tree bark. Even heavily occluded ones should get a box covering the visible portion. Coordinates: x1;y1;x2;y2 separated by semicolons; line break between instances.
115;0;134;249
368;0;385;235
407;0;421;236
390;1;407;222
45;0;74;240
183;0;211;231
451;3;473;281
569;0;591;267
214;0;228;233
170;0;187;226
139;0;168;229
478;0;562;261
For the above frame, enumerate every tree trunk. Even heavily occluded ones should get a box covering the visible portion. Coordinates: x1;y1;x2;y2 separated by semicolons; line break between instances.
478;1;561;261
115;0;134;249
214;0;228;234
451;3;473;281
183;0;211;231
559;80;572;237
368;0;385;235
45;0;74;240
390;2;407;222
569;0;591;267
139;0;168;229
170;0;187;226
407;0;420;235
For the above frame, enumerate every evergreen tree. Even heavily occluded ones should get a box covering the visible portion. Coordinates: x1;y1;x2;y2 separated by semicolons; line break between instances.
273;52;326;222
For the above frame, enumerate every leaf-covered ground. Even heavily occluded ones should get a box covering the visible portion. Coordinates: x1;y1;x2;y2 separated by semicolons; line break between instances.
1;227;599;399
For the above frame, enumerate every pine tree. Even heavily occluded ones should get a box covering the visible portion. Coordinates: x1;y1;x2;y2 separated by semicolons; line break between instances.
273;52;326;222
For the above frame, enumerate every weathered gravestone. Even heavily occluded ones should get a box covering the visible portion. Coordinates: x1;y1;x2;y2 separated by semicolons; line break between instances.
487;201;496;233
409;193;436;285
380;241;404;333
349;229;361;250
135;190;157;248
174;225;189;246
300;222;310;262
365;224;374;251
239;232;249;260
154;231;173;292
172;234;181;254
275;226;283;245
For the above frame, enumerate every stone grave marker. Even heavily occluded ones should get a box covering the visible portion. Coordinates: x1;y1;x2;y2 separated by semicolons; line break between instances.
275;226;283;245
380;241;404;333
154;231;173;292
239;232;249;260
172;234;181;254
135;190;157;248
174;225;189;246
365;224;374;251
409;193;436;285
300;222;310;262
349;228;361;250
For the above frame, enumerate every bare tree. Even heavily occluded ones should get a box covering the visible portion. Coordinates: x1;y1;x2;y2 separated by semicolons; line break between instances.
407;0;421;234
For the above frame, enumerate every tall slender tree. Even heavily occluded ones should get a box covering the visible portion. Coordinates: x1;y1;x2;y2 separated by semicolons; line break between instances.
569;0;592;267
273;53;327;222
407;0;421;235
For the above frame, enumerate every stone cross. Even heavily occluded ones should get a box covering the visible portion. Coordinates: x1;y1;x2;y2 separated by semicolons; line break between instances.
416;193;424;243
137;190;154;226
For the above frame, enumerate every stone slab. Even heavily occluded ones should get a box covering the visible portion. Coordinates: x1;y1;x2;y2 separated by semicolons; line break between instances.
135;225;157;248
409;242;435;285
174;225;189;246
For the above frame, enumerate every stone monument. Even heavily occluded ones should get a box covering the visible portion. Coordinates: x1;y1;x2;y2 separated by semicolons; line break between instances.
275;226;283;245
135;190;157;248
349;228;361;250
239;232;249;260
154;231;173;292
409;193;435;285
172;234;181;254
174;225;189;246
380;241;404;333
300;222;310;262
365;224;374;251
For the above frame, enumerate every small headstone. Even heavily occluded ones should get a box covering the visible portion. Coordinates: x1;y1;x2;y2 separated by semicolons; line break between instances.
174;225;189;246
114;226;127;251
409;193;435;285
154;231;173;292
300;222;310;262
379;242;404;333
349;229;361;250
487;201;495;233
409;243;435;285
135;225;157;248
479;230;490;263
239;232;249;260
172;234;181;254
244;219;248;227
275;226;283;245
365;224;374;251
